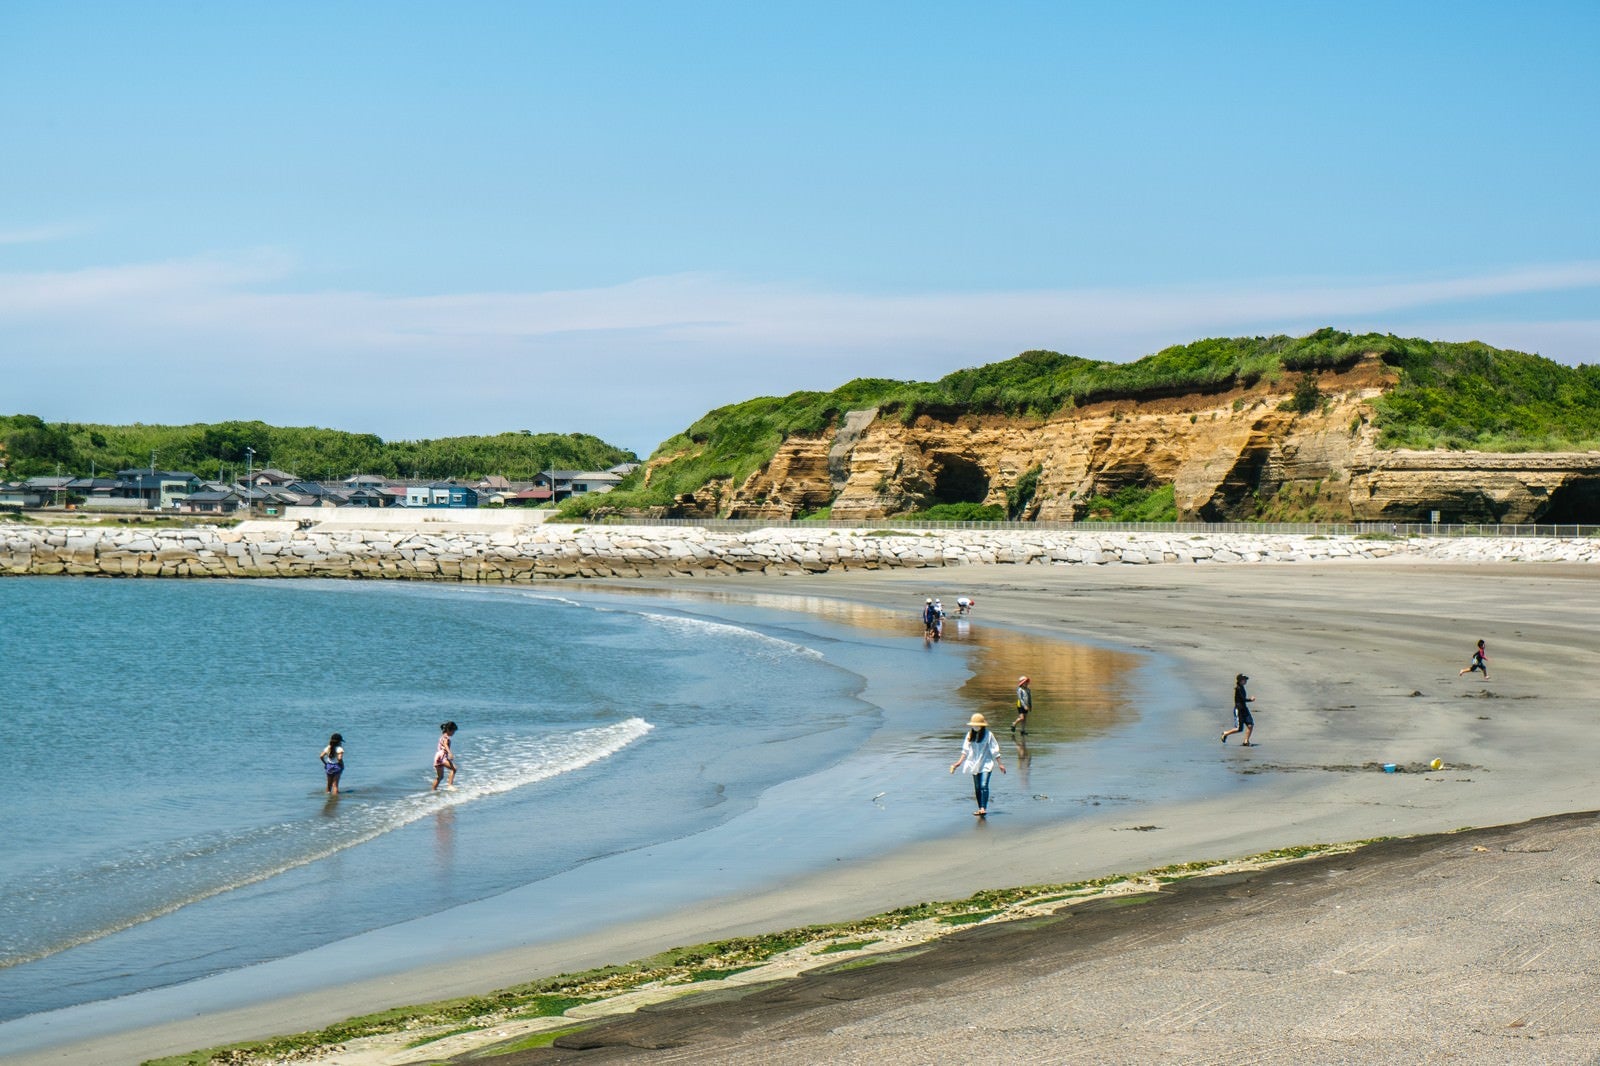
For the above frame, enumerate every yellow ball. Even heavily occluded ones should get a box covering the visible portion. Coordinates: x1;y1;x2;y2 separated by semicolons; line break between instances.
1429;758;1443;771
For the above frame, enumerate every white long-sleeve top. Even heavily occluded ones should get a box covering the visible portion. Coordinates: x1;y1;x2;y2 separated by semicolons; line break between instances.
955;728;1001;775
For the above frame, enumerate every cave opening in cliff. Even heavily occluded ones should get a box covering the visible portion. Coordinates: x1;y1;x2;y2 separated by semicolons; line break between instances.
1538;479;1600;524
930;456;991;506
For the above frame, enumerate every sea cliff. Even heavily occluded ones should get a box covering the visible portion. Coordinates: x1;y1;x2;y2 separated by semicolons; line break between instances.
666;355;1600;524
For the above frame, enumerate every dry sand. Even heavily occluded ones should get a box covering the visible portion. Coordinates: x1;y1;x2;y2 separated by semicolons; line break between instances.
12;559;1600;1065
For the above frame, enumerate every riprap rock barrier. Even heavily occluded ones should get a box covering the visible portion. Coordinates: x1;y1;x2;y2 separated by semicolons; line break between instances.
3;524;1598;581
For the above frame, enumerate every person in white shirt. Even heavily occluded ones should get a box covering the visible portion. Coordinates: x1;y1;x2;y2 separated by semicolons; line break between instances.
949;713;1006;817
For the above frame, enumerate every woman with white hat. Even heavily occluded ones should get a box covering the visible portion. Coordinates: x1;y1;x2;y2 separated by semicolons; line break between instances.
949;712;1006;817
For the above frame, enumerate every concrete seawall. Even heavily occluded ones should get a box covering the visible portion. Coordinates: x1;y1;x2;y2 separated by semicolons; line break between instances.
3;523;1598;580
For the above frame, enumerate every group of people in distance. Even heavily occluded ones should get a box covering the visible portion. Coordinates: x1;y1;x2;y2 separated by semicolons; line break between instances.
922;596;979;643
316;721;459;797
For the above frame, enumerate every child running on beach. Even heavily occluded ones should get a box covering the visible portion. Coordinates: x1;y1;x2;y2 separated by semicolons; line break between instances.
1220;674;1256;745
949;713;1006;817
1458;639;1490;680
432;721;458;791
320;732;344;795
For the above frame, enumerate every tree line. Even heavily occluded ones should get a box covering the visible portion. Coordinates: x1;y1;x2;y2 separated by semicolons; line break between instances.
0;416;636;482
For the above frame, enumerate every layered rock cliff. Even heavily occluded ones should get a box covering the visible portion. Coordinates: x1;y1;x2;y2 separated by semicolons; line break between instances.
661;354;1600;523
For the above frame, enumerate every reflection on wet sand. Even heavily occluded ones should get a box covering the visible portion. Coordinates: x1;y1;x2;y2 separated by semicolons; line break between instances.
434;805;456;869
614;587;1144;750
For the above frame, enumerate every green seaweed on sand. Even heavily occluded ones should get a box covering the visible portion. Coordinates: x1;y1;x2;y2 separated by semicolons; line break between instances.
486;1024;590;1054
405;1024;482;1048
815;938;882;954
937;908;1005;925
1091;894;1161;909
141;993;592;1066
822;951;927;973
146;838;1389;1066
687;964;763;982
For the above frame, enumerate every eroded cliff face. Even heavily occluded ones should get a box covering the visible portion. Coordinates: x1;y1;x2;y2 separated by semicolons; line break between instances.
663;354;1600;523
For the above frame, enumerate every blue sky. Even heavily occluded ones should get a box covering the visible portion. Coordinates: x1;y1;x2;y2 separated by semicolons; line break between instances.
3;1;1597;457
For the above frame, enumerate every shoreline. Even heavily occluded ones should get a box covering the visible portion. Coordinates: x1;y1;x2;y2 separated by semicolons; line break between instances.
8;558;1600;1064
145;833;1398;1065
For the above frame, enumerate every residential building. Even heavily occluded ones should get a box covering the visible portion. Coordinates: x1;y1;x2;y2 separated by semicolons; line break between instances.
532;470;624;502
510;486;553;507
402;482;479;508
181;489;245;514
114;470;203;510
244;468;298;488
344;487;389;508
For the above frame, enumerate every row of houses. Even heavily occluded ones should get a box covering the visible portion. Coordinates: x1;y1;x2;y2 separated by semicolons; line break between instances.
0;465;638;514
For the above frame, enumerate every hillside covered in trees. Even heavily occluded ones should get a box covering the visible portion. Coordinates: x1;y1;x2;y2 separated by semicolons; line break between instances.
0;418;635;481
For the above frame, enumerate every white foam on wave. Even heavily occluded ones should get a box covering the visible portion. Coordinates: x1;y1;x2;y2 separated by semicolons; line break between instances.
426;717;653;804
510;590;586;609
515;589;825;661
0;718;653;970
635;610;825;661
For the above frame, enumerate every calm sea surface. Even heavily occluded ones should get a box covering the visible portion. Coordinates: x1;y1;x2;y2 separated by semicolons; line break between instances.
0;576;1231;1033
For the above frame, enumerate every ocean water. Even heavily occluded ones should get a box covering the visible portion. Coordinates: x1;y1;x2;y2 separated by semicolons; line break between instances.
0;576;1231;1041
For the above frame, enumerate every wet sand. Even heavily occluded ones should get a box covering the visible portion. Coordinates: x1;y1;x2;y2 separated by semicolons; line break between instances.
13;559;1600;1065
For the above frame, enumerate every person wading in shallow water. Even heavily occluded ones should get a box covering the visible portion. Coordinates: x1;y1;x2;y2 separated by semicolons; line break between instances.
1012;675;1032;734
1220;673;1256;745
320;732;344;795
432;721;458;791
950;713;1006;817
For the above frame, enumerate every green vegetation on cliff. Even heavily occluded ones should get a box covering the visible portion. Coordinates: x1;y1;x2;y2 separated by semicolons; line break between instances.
1081;484;1180;522
0;417;635;481
1369;339;1600;451
587;328;1599;515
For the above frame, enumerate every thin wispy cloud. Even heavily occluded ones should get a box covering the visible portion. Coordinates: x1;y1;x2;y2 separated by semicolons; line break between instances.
0;221;92;246
2;254;1597;450
4;254;1599;346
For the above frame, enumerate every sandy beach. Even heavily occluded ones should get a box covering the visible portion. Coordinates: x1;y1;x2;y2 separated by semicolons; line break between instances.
11;559;1600;1065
